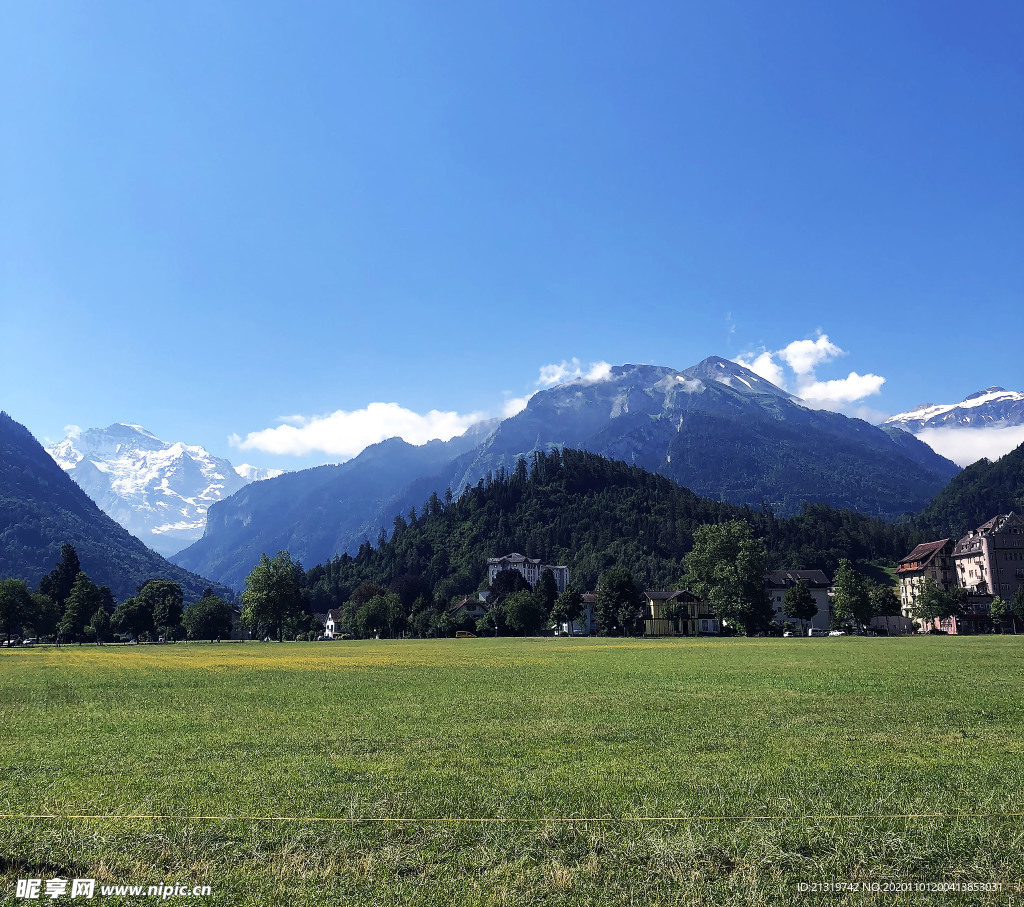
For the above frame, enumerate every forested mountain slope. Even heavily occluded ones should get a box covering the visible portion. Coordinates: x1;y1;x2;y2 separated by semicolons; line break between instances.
302;448;919;610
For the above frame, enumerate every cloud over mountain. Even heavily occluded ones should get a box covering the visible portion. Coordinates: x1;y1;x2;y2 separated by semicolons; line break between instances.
229;402;487;460
736;333;885;411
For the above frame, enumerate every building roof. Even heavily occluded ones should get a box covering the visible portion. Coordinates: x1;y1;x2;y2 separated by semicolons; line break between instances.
644;589;699;602
487;553;540;566
897;540;950;570
448;597;489;615
764;569;830;587
326;609;343;622
486;554;569;570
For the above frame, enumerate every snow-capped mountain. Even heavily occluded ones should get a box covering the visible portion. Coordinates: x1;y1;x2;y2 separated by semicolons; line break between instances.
884;387;1024;431
46;424;283;556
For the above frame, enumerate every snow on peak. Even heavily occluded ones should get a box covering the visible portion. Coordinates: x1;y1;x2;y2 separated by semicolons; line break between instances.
884;386;1024;432
45;424;284;556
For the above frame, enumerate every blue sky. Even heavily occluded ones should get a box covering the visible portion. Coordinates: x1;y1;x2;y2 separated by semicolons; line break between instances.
2;1;1022;471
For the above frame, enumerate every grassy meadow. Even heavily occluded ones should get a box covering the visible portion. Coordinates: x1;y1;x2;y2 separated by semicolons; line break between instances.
1;636;1022;905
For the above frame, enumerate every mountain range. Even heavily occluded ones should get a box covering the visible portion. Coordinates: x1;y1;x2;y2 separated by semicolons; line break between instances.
46;424;283;556
0;412;231;602
885;387;1024;431
172;356;959;590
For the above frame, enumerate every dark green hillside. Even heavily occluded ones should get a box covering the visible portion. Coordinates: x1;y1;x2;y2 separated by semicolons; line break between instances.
303;448;917;607
0;411;231;602
913;442;1024;539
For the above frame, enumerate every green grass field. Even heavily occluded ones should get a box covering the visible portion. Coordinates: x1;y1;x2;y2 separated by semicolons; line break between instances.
2;637;1022;905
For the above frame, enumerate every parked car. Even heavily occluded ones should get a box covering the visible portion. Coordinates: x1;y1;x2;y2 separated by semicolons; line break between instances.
455;631;477;638
829;630;846;636
807;628;828;637
22;638;37;647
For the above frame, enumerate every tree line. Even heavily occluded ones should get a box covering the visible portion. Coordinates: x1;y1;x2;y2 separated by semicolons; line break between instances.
0;544;235;645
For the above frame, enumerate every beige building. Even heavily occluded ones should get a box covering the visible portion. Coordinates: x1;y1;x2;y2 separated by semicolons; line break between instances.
953;513;1024;601
896;539;955;624
486;553;569;593
643;590;719;637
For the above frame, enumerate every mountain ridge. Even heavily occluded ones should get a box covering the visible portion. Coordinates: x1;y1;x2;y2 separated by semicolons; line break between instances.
173;356;959;589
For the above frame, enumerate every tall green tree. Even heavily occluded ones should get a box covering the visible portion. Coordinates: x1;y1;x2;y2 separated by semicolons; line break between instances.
782;580;818;634
550;584;584;634
60;572;102;642
39;544;81;611
501;589;546;635
831;559;873;630
183;591;235;642
241;551;304;641
684;520;773;636
0;578;32;643
596;566;643;636
487;569;533;607
138;580;184;639
112;594;156;641
868;583;901;620
85;607;110;644
26;593;61;640
911;577;966;629
990;596;1008;632
535;568;559;617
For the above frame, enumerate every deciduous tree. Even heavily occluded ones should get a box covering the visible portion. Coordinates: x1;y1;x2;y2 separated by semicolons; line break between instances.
783;580;818;635
596;567;643;636
831;560;873;630
183;592;234;642
0;578;32;643
139;580;184;639
684;521;773;636
60;572;102;642
241;551;304;641
550;584;584;635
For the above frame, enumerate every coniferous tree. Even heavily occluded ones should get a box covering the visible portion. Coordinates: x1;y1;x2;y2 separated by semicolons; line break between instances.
535;568;559;617
39;544;81;611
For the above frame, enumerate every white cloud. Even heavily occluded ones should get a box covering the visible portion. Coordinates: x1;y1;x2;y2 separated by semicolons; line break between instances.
63;424;82;439
737;351;786;389
735;332;885;413
777;335;845;375
799;372;886;406
229;402;486;459
537;358;613;388
915;426;1024;468
502;394;534;417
